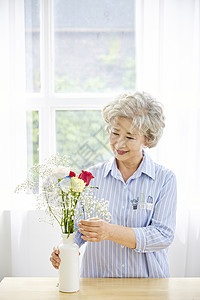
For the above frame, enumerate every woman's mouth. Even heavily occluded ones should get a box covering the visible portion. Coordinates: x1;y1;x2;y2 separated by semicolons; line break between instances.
116;150;129;155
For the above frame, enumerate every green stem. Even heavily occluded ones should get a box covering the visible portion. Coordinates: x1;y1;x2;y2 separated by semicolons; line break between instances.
47;204;62;228
61;191;67;234
44;192;62;228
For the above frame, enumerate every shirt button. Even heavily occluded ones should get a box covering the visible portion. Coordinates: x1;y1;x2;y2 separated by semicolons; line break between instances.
122;264;125;267
121;245;124;248
122;206;125;209
124;186;127;189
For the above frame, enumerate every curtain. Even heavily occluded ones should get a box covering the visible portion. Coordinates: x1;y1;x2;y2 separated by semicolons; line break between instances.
0;0;27;280
136;0;200;276
0;0;200;280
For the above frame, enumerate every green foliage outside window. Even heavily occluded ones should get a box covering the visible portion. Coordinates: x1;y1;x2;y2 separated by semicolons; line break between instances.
26;111;39;168
56;110;112;171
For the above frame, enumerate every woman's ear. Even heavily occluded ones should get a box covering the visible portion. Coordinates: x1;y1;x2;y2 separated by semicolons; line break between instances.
144;136;150;148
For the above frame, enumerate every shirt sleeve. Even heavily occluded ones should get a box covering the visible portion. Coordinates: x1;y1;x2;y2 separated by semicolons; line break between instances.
74;230;86;248
133;171;177;253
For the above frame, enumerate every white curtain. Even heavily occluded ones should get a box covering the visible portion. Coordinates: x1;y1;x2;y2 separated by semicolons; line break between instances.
0;0;27;279
136;0;200;276
0;0;200;280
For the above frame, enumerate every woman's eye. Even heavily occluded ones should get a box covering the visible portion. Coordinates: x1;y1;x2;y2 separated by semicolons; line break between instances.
112;132;119;136
127;137;135;140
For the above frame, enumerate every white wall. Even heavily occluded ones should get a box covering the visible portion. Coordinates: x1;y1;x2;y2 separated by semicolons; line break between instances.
0;211;12;280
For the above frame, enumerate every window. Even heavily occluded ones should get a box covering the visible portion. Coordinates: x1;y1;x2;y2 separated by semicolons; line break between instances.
56;110;110;170
25;0;136;170
25;0;41;93
54;0;136;93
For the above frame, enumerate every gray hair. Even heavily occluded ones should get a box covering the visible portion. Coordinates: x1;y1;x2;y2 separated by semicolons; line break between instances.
102;91;165;148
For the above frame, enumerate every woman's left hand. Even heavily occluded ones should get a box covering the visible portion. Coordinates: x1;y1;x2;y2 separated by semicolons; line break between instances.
78;218;110;242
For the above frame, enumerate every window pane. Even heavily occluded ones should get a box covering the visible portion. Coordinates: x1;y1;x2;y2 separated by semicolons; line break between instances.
25;0;41;93
54;0;136;93
56;111;112;170
26;111;39;192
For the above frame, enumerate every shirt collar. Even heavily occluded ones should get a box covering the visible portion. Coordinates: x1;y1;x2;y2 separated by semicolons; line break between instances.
103;150;155;181
139;150;155;180
103;156;116;178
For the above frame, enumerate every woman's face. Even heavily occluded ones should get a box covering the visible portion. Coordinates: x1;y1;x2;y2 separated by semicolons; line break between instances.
109;116;147;163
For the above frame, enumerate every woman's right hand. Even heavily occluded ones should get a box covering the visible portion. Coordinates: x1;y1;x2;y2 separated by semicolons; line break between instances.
50;246;61;269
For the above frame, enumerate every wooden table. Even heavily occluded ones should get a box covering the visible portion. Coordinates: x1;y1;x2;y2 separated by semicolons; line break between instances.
0;277;200;300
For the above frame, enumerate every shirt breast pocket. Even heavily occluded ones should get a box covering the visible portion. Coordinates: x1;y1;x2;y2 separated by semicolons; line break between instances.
126;204;154;228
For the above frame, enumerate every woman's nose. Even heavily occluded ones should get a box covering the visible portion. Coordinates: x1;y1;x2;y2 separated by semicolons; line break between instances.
116;137;126;147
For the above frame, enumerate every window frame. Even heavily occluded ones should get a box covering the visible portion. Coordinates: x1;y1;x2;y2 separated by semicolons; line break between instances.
25;0;123;164
12;0;164;174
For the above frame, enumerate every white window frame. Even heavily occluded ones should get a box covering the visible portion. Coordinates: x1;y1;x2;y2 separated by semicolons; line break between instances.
25;0;164;164
25;0;122;163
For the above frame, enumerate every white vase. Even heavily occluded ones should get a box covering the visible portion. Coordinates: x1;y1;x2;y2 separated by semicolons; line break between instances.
58;232;80;293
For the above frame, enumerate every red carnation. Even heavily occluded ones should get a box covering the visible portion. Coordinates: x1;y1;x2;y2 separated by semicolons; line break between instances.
78;170;94;186
69;171;76;178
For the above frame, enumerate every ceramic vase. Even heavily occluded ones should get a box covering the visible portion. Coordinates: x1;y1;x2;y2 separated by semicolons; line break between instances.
58;233;79;293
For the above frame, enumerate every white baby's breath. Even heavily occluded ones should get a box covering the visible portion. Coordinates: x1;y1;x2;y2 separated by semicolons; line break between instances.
15;153;111;237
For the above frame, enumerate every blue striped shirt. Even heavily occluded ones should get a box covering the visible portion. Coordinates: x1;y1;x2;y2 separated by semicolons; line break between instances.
74;150;177;278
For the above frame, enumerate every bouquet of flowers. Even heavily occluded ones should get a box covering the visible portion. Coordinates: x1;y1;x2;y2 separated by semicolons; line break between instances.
15;154;111;237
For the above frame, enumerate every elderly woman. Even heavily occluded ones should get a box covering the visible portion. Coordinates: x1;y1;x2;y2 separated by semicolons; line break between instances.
50;91;177;278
